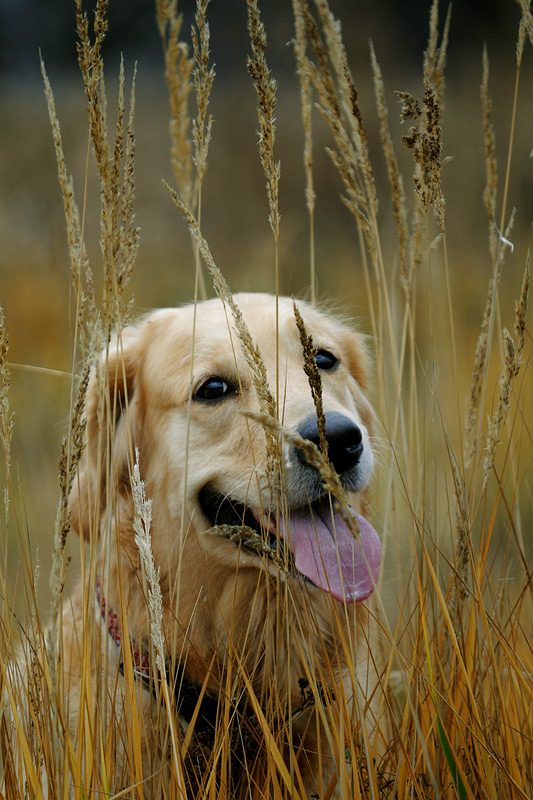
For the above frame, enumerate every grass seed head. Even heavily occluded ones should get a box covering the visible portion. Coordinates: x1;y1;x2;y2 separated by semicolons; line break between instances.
0;307;13;473
481;46;498;261
156;0;195;209
371;45;409;292
293;301;327;458
247;0;281;240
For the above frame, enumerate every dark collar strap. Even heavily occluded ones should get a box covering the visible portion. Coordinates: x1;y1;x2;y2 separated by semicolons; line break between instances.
95;576;322;769
95;577;221;733
95;577;152;684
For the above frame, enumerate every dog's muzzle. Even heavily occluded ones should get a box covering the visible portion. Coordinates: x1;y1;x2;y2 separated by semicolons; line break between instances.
286;411;371;507
198;411;381;604
296;411;363;471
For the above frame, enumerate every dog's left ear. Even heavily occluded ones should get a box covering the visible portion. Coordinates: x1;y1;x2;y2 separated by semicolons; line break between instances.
341;328;371;391
69;323;146;541
341;328;376;431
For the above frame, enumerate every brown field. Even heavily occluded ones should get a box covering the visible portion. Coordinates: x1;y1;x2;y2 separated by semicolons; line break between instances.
0;0;531;797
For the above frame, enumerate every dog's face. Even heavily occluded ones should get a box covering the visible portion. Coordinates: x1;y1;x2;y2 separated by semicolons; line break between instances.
70;293;381;604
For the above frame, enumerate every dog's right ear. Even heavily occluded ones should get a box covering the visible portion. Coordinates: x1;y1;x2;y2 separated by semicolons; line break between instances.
69;323;146;541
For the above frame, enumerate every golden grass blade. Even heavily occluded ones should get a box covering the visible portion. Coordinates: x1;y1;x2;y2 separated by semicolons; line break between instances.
397;83;445;231
423;0;451;105
293;0;377;265
0;308;13;536
156;0;194;210
292;302;327;457
40;57;95;339
481;46;499;262
75;0;139;334
500;0;532;233
246;0;282;419
0;668;46;800
246;0;281;249
46;363;91;784
483;260;529;489
230;651;302;800
464;276;496;476
292;0;316;303
191;0;215;302
370;43;409;294
165;183;280;480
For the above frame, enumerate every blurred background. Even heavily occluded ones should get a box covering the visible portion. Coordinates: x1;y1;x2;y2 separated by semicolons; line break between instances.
0;0;531;600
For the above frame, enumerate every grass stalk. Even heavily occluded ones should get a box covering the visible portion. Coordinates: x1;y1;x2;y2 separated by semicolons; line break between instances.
246;0;281;411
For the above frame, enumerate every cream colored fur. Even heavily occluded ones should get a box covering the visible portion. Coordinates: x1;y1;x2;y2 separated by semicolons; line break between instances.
63;293;385;796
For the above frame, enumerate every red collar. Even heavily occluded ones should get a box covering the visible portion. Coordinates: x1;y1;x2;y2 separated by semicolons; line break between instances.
94;577;223;736
95;578;314;763
95;577;152;682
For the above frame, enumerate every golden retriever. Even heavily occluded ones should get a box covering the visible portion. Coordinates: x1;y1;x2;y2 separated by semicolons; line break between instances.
63;293;385;797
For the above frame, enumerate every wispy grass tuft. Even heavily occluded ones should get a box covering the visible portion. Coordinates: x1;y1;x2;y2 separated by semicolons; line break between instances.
292;0;379;270
292;0;316;302
246;0;281;251
0;306;12;584
397;83;445;232
293;301;327;458
246;0;283;414
0;307;12;484
156;0;194;211
482;257;529;489
370;43;409;294
165;186;280;484
481;45;499;262
75;0;139;334
132;448;188;796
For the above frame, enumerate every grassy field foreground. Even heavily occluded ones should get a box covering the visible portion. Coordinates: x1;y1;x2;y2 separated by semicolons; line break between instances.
0;0;532;797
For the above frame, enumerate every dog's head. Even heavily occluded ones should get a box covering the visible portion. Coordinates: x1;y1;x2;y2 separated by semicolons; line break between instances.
69;293;381;604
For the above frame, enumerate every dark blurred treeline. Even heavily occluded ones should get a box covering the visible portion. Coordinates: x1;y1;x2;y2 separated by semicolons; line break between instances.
0;0;522;84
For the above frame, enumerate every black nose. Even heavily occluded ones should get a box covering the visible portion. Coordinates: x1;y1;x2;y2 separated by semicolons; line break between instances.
296;412;363;475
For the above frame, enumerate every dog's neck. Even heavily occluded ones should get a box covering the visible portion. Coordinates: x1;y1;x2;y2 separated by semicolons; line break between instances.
95;575;331;769
94;575;263;763
95;576;152;686
95;576;222;727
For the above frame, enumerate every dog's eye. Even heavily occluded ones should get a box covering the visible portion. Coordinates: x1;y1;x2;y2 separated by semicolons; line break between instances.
315;349;338;371
195;377;234;401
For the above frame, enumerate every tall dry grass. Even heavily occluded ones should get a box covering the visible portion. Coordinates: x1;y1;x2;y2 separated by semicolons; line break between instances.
0;0;532;798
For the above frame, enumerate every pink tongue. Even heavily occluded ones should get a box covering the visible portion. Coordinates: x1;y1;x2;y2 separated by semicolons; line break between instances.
279;502;381;603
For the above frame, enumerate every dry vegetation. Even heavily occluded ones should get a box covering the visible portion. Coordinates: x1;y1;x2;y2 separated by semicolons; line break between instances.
1;0;532;798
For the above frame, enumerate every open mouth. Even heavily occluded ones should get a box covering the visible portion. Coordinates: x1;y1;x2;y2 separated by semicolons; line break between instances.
198;484;382;604
198;484;281;552
198;485;313;580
